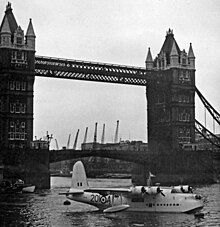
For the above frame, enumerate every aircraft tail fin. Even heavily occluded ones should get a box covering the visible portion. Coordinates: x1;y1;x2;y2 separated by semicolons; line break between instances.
71;161;88;190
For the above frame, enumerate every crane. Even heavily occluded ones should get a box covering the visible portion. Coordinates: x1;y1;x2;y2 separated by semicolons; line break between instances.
67;134;71;149
93;122;98;143
73;129;80;150
114;120;119;143
55;139;59;150
101;124;105;144
83;127;88;144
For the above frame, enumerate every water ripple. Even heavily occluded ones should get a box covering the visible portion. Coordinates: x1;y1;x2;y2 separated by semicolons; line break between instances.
0;178;219;227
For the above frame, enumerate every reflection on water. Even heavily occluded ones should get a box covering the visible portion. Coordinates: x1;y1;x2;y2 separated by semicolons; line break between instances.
0;177;219;227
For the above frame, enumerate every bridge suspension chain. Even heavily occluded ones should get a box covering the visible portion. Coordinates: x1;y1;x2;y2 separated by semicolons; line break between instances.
195;119;220;148
195;87;220;125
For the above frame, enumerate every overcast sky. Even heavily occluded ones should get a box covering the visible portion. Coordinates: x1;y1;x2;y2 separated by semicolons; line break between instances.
1;0;220;149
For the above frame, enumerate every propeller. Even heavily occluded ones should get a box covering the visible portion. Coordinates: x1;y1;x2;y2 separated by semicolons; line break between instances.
141;186;146;194
157;186;165;197
188;186;193;193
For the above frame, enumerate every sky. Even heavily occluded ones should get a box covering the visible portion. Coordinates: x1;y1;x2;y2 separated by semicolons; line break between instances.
0;0;220;149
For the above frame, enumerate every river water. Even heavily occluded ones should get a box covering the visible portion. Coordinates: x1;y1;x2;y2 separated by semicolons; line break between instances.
0;177;219;227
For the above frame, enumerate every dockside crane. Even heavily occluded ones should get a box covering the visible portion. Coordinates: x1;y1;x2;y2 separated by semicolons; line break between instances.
83;127;88;144
67;134;71;149
55;139;59;150
114;120;119;143
93;122;98;143
73;129;80;150
101;124;105;144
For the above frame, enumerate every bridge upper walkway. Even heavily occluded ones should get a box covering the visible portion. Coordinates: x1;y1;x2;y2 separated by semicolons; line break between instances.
35;55;147;86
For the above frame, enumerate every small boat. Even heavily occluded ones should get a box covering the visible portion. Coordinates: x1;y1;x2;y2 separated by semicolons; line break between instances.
0;179;35;194
14;179;35;193
22;185;36;193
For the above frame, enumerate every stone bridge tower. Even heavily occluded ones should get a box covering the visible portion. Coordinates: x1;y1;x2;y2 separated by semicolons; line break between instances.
146;29;196;153
133;29;212;185
0;3;47;186
0;3;35;151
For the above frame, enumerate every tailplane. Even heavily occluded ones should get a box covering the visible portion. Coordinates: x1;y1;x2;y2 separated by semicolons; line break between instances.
71;161;88;190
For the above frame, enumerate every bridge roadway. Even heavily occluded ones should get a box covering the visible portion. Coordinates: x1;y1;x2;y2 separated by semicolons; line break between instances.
49;149;148;164
35;55;148;86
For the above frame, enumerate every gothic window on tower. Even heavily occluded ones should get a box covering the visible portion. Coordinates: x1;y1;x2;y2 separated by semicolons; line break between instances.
16;37;22;45
177;94;190;103
9;121;15;140
21;81;26;91
9;101;26;114
20;103;26;113
20;122;26;140
9;81;27;91
15;121;20;140
11;51;27;67
9;81;15;90
12;50;16;59
15;101;20;113
182;58;187;66
10;103;15;113
178;127;191;143
17;51;22;60
179;109;190;122
179;71;191;84
9;120;27;141
183;95;190;103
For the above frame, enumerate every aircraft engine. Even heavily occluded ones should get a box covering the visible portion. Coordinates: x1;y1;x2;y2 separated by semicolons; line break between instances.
145;186;165;196
131;186;165;197
130;186;146;196
172;185;193;193
131;186;165;196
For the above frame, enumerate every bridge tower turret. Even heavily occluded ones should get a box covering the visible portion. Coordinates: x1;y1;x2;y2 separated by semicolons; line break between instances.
146;29;196;153
145;47;154;70
0;3;35;150
188;43;195;69
26;19;36;50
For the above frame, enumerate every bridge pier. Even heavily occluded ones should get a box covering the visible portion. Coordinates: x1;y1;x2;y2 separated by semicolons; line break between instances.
131;149;214;185
2;148;50;189
24;149;50;189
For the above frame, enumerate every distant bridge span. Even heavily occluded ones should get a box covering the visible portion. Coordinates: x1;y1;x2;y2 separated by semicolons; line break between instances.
49;149;148;164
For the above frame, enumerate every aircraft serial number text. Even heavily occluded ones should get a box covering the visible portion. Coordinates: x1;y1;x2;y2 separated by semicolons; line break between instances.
90;194;111;204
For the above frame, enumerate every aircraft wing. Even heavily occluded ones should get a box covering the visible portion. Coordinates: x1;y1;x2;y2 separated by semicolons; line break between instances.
84;187;131;196
59;189;84;195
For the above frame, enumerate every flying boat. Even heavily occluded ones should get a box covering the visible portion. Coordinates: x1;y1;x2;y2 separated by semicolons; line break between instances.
59;161;203;213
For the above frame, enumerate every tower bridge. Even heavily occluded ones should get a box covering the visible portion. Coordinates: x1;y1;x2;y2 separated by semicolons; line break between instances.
0;3;220;188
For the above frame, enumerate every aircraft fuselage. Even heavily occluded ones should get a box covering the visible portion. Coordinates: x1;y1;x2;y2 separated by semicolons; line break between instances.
67;187;203;213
